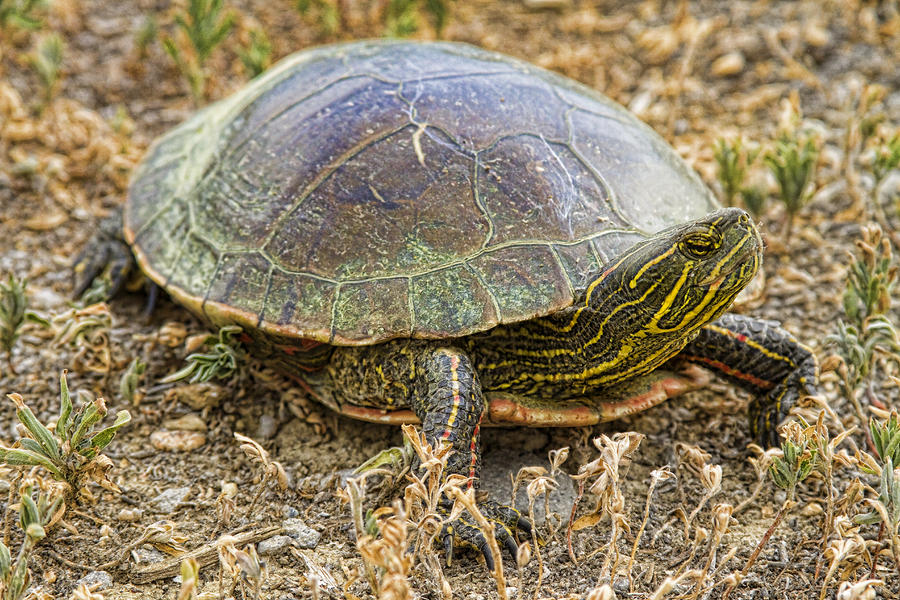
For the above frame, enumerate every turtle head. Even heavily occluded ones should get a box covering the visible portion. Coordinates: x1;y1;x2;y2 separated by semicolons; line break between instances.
587;207;761;333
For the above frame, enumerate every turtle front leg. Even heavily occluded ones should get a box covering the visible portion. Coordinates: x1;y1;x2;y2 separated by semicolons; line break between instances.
413;347;531;570
676;313;818;447
72;208;135;300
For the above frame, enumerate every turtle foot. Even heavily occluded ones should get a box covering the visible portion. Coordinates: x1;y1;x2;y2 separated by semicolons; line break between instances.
749;369;818;448
440;499;532;571
72;210;142;304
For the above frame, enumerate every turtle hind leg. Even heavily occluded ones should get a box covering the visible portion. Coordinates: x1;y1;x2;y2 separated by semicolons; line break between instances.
72;208;139;302
676;313;818;447
412;346;531;568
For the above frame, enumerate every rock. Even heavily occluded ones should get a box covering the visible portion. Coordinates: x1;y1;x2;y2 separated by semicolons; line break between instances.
150;430;207;452
151;486;191;513
258;535;293;556
711;52;745;77
75;571;112;590
162;414;207;432
481;447;576;526
283;518;321;549
116;508;143;522
257;414;278;439
132;547;167;564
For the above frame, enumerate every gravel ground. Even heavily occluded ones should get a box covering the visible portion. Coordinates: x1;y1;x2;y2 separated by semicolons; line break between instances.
1;1;900;598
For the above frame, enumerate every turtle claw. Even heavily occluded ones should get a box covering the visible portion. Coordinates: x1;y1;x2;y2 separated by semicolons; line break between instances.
749;371;818;448
440;499;531;570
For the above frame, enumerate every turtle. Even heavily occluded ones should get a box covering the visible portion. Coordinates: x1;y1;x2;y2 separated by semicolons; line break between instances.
75;40;818;569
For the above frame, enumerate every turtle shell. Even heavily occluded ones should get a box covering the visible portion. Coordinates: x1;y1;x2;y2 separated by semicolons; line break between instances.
125;40;718;346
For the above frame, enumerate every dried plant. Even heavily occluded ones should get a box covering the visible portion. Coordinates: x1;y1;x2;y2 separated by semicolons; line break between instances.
627;467;674;592
836;578;883;600
0;483;64;600
0;371;131;503
162;0;235;103
162;326;247;384
51;303;113;373
355;501;414;600
821;536;869;600
569;432;643;578
234;433;288;518
217;536;266;600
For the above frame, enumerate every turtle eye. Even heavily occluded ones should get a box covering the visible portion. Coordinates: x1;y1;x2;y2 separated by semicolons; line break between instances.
680;234;716;258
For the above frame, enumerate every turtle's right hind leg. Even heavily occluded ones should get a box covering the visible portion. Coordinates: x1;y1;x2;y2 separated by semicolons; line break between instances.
72;207;138;302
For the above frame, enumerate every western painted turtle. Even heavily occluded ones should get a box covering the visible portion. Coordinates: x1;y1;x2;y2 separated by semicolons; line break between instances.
75;40;817;568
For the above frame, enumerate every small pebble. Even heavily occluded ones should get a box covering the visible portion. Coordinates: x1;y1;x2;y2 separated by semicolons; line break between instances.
711;51;745;77
258;535;293;556
151;486;191;513
150;430;207;452
117;508;143;522
164;383;226;410
282;505;300;518
283;518;321;549
133;547;167;564
75;571;112;591
162;414;207;432
257;414;278;439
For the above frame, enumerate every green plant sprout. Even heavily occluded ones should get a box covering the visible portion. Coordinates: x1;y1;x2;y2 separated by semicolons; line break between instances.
726;421;817;597
237;28;272;78
384;0;448;38
825;225;899;423
0;275;48;375
842;225;897;327
296;0;341;36
872;133;900;185
0;0;48;33
162;325;246;383
764;123;820;239
0;372;131;501
713;137;759;209
163;0;235;103
119;356;147;404
0;485;63;600
27;33;64;108
134;16;159;59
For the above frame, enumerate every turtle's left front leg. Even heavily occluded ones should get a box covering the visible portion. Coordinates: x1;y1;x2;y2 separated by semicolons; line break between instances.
676;313;818;447
413;347;531;569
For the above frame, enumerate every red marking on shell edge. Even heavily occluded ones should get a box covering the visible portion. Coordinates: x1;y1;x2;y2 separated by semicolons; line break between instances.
441;429;452;440
736;334;748;342
239;333;253;344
